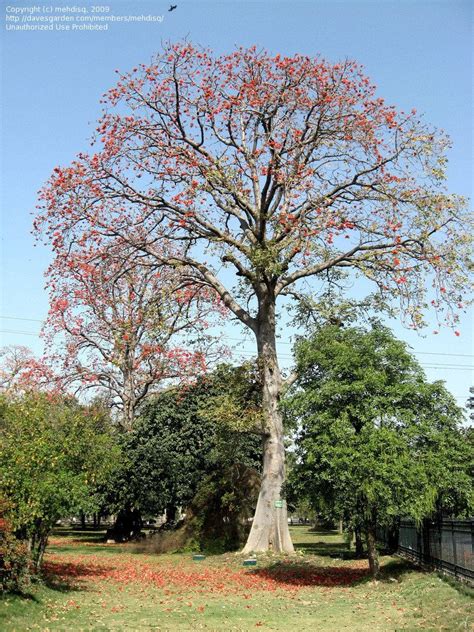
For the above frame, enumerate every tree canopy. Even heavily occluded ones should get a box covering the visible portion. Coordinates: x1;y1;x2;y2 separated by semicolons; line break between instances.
42;249;218;429
103;364;262;550
0;393;118;568
286;324;473;575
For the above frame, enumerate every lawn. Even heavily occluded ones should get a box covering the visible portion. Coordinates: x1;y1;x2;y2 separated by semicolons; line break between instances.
1;525;472;631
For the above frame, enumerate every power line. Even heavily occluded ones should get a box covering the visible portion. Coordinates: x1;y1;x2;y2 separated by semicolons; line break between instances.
230;348;473;368
414;352;474;358
1;315;44;323
0;329;41;336
1;326;473;366
0;316;474;358
213;334;474;357
420;366;473;371
1;318;473;358
1;323;473;372
1;330;471;400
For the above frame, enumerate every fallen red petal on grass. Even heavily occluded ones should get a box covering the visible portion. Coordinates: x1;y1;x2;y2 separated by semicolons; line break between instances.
43;552;369;596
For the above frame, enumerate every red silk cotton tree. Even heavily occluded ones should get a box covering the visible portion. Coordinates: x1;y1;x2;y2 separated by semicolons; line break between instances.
0;345;57;395
35;43;473;553
43;248;219;430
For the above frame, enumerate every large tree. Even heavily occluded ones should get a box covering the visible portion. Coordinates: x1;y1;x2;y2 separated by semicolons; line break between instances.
43;247;218;429
35;43;472;553
286;324;473;576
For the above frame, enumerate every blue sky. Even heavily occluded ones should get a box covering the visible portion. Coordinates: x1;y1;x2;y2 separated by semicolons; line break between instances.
1;0;472;408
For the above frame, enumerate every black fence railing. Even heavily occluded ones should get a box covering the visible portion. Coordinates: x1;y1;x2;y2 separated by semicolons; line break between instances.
393;518;473;583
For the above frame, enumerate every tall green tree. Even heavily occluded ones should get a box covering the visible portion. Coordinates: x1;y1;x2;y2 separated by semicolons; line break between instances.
0;393;118;570
104;364;262;549
286;324;473;576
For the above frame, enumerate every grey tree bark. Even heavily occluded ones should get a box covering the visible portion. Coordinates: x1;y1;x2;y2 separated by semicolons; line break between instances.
242;292;294;554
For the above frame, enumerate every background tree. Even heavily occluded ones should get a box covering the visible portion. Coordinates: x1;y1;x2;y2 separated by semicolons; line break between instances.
35;43;473;552
44;248;221;430
285;324;473;576
103;363;262;548
0;346;56;396
0;393;118;570
0;346;34;393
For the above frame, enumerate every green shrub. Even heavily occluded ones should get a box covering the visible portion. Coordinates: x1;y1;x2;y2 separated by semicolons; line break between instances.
0;503;30;594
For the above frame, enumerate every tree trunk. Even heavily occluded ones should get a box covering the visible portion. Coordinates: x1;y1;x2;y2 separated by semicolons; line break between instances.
383;520;399;554
34;535;48;572
112;507;142;541
242;293;294;554
123;398;135;432
365;523;380;577
122;354;138;431
30;519;49;572
165;504;177;525
355;527;364;558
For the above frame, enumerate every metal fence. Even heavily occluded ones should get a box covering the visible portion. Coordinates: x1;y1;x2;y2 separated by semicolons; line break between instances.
396;518;473;583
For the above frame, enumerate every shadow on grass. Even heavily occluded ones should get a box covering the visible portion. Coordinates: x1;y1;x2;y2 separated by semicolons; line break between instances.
70;535;107;544
0;588;41;603
0;566;91;611
376;558;420;584
48;544;128;557
383;556;474;596
253;557;422;588
291;527;356;559
435;571;474;597
251;561;371;587
41;574;85;594
40;559;115;593
294;540;358;559
51;528;107;544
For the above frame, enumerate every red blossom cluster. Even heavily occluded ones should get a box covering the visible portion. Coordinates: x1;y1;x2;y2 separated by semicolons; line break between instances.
0;345;59;396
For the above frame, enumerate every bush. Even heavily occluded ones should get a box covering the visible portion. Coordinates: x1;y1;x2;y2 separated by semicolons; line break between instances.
0;504;30;593
0;393;119;571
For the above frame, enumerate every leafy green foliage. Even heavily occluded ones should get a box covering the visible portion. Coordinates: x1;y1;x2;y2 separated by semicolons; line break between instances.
0;393;118;569
0;499;30;594
103;364;262;550
285;324;473;571
198;362;263;432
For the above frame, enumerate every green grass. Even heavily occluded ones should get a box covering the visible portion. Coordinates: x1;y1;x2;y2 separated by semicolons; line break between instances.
1;525;472;631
